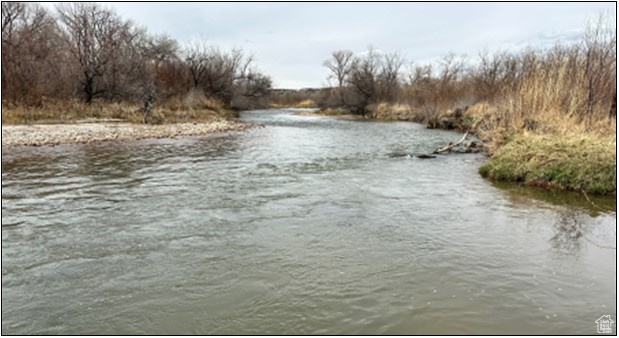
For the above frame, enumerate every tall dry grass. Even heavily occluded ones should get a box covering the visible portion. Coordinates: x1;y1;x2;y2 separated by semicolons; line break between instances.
1;89;234;125
471;15;617;194
468;37;616;148
354;15;616;194
393;14;617;150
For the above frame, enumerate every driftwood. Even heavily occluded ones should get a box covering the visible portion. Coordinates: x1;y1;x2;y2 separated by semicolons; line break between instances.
433;131;469;154
413;131;483;159
389;131;482;159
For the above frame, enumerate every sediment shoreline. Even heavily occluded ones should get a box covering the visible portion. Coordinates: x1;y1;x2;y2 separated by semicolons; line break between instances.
1;120;255;147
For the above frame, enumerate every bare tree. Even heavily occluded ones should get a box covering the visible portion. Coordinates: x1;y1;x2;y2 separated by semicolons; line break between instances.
1;2;63;104
2;2;26;43
377;51;404;102
56;3;141;103
335;47;405;113
323;49;354;87
183;40;211;89
231;69;272;109
439;52;466;86
141;34;189;99
202;47;251;105
183;40;261;106
475;50;504;100
345;47;382;113
1;2;274;117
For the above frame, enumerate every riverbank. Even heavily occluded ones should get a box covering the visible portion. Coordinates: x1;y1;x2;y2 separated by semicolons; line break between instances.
313;104;617;195
479;132;616;195
1;119;254;147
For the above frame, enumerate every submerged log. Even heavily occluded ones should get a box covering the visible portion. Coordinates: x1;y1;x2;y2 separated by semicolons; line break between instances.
433;131;469;154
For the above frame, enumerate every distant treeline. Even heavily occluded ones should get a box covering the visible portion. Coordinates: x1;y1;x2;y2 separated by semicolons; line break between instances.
1;2;272;110
319;34;616;122
274;13;616;134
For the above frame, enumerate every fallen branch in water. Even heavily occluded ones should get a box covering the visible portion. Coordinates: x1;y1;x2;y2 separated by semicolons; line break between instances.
412;131;484;159
433;131;469;154
390;131;483;159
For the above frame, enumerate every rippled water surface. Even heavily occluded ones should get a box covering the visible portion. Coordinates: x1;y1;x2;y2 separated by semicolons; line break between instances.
2;109;616;334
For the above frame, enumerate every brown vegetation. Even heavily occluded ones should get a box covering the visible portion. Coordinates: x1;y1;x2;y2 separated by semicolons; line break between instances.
267;88;325;108
314;15;615;144
319;47;405;114
1;2;272;124
313;14;616;194
1;90;240;125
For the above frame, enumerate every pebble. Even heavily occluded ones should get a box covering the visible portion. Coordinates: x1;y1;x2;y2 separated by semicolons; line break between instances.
2;120;254;147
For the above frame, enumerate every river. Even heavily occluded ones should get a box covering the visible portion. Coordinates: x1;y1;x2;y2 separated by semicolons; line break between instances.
1;108;616;334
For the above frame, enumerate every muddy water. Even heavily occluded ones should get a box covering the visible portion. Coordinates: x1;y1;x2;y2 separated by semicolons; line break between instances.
2;109;616;334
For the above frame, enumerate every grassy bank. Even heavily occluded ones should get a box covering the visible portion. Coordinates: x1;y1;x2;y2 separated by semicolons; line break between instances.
479;132;616;195
313;102;616;195
2;93;237;125
1;94;253;147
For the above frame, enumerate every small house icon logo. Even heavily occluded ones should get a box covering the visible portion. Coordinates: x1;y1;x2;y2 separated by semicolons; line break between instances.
596;315;614;334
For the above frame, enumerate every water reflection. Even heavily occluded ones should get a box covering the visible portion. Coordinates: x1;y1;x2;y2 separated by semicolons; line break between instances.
550;210;584;254
3;134;244;180
493;181;616;216
74;143;143;181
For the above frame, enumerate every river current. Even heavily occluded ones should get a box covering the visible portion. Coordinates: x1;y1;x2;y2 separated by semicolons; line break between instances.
2;108;616;334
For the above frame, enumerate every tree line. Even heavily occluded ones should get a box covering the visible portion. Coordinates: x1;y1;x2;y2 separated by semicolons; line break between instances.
320;15;616;125
1;2;272;110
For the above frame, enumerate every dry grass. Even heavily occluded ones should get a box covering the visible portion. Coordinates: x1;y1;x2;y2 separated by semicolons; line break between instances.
315;107;351;116
397;17;616;143
269;99;317;109
465;100;616;153
355;31;617;195
294;99;317;108
368;102;416;120
2;91;236;125
2;99;137;124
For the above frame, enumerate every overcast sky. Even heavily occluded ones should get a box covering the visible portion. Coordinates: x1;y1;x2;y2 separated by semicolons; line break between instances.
98;2;614;89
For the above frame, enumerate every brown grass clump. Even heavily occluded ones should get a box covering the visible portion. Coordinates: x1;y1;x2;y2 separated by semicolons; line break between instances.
269;99;317;109
2;98;139;124
315;107;351;116
368;102;416;120
294;99;317;108
2;90;236;125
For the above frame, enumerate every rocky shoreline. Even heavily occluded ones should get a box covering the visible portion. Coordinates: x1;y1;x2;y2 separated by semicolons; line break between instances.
2;120;255;147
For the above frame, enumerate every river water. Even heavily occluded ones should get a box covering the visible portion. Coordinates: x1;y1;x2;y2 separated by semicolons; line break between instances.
2;108;616;334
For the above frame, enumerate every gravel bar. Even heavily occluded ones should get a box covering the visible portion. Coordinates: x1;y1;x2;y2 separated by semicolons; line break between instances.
2;120;256;147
